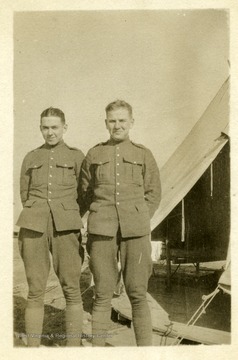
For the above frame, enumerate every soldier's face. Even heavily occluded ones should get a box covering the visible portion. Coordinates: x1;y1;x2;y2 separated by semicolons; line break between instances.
105;108;134;142
40;116;67;146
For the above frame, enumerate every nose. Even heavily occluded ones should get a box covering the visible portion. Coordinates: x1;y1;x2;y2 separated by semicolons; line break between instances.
114;120;121;129
48;128;53;135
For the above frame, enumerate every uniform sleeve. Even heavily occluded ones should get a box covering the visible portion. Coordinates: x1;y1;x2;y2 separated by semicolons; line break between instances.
19;155;30;206
143;148;162;218
74;149;85;182
79;150;94;215
74;150;86;216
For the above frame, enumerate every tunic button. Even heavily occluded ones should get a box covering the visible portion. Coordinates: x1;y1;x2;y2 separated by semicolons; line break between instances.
49;191;52;194
117;154;120;157
117;182;120;185
48;199;51;202
49;183;52;185
134;161;137;164
50;165;53;168
117;202;120;205
117;173;120;176
117;192;120;195
50;157;54;160
117;163;119;166
49;175;52;178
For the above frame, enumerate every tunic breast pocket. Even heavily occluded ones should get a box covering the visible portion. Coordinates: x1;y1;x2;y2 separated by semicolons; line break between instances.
28;162;44;187
92;156;111;183
123;155;143;185
56;161;76;185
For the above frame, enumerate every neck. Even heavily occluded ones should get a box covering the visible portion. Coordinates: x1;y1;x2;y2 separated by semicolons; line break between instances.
44;139;64;149
109;136;130;145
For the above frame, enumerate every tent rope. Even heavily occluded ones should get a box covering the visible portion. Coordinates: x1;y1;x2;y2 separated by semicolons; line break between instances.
170;286;220;345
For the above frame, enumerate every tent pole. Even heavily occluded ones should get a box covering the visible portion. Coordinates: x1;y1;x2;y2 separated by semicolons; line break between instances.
181;199;185;242
210;163;214;197
166;238;171;289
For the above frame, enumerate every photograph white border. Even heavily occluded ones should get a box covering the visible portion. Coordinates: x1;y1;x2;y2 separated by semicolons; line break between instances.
0;1;238;359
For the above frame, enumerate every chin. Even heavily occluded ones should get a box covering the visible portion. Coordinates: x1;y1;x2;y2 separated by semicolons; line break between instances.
112;135;124;141
47;140;57;145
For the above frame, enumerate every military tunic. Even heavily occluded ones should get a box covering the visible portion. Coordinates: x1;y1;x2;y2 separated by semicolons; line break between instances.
17;140;84;233
16;140;85;346
81;138;161;237
81;137;161;346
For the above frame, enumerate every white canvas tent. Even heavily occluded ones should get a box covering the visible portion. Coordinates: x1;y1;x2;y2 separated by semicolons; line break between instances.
151;76;230;231
149;78;231;344
150;76;231;295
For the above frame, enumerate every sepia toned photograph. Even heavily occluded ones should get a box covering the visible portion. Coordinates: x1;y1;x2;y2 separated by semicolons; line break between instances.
1;1;237;359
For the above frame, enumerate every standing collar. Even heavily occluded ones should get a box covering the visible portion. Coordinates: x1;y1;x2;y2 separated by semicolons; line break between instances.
107;137;131;146
42;140;65;150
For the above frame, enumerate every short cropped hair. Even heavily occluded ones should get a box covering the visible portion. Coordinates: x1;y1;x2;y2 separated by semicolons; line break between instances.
105;100;133;117
40;107;66;124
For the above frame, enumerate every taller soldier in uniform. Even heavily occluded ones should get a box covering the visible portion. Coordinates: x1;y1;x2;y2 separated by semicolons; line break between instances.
81;100;161;346
17;107;85;346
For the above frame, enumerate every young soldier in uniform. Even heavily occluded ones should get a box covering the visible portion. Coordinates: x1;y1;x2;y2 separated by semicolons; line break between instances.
81;100;161;346
16;107;85;346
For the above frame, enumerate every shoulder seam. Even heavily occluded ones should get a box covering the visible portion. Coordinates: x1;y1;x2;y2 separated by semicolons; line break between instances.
65;143;80;151
92;141;108;148
29;144;44;153
131;141;146;149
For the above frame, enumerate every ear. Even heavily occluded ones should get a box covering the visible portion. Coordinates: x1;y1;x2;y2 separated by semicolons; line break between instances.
105;119;108;129
63;123;68;133
130;118;135;129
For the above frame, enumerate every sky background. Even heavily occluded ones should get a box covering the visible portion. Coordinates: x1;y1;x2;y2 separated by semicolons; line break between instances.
13;9;229;227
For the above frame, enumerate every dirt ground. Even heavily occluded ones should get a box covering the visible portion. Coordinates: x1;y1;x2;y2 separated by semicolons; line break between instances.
13;236;231;347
